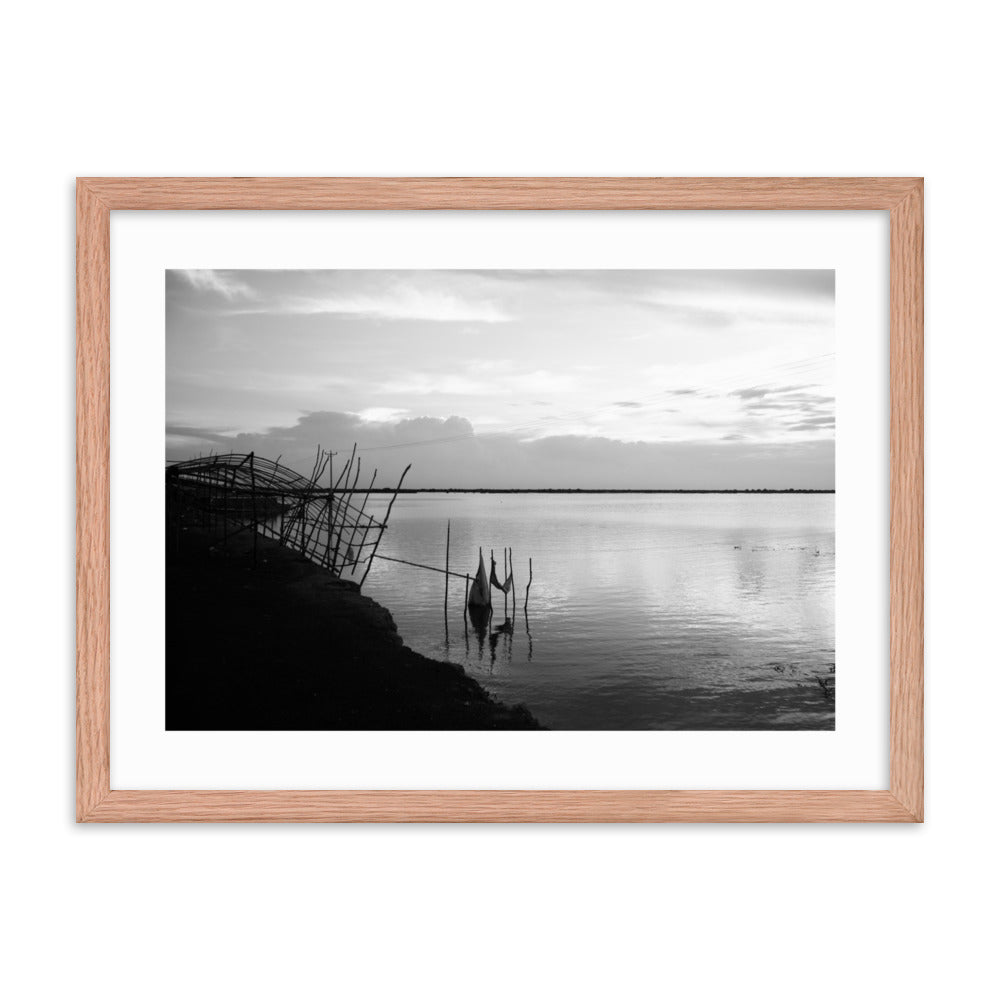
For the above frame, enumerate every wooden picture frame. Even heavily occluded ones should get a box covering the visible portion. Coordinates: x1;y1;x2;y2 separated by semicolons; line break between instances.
77;177;923;822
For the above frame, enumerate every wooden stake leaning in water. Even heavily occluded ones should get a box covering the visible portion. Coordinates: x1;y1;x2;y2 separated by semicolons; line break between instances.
331;450;362;573
525;557;533;610
324;453;334;568
346;467;378;574
249;451;257;567
304;447;348;560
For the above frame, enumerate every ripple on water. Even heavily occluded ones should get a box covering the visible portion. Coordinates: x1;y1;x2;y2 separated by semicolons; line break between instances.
358;493;835;730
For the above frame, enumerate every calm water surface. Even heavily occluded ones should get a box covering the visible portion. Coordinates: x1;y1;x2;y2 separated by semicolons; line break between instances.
349;493;834;730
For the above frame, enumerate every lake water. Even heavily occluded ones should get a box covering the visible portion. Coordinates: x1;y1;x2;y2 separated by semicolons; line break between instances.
352;493;835;730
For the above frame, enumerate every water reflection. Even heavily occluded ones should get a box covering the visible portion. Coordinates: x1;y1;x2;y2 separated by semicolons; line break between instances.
464;606;522;672
467;604;490;662
359;493;835;730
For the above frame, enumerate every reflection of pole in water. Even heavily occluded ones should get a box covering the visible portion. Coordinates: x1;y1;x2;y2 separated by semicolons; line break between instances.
463;572;470;655
510;547;516;625
443;519;450;646
503;547;508;618
469;604;489;663
524;558;534;661
444;520;450;617
488;616;513;670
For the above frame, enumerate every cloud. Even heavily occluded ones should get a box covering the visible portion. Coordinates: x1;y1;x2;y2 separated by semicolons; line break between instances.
177;270;255;300
379;373;501;397
237;287;510;324
788;416;836;431
353;407;409;423
631;270;834;328
781;392;834;405
509;370;578;393
635;300;736;327
380;368;577;398
166;409;834;490
731;384;817;402
739;389;835;429
166;270;835;485
166;423;239;446
745;401;796;412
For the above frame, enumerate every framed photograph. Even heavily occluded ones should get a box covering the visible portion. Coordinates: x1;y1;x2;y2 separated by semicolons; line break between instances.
77;177;922;822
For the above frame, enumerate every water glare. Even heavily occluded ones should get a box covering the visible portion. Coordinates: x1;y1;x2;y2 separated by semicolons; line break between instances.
356;493;834;730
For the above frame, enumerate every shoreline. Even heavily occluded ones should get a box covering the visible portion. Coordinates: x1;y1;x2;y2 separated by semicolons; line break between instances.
166;522;542;730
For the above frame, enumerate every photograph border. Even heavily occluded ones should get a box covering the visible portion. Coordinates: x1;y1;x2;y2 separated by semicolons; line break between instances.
77;177;923;822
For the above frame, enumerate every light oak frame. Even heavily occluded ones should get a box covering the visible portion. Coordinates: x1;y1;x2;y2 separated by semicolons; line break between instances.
77;178;923;822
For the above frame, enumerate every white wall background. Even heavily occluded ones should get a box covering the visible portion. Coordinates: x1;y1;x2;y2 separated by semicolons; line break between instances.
2;2;994;997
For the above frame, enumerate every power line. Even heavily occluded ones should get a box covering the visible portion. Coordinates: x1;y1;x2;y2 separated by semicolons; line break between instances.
352;431;477;453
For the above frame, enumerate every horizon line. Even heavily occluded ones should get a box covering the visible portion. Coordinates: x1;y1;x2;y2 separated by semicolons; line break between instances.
363;487;835;494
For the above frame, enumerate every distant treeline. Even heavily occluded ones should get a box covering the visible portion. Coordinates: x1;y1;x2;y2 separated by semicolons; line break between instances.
358;488;836;494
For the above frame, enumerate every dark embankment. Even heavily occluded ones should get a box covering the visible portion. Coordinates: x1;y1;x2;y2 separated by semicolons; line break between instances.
166;523;541;730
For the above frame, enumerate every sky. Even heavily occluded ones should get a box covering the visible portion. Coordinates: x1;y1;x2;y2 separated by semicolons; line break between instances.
166;269;835;489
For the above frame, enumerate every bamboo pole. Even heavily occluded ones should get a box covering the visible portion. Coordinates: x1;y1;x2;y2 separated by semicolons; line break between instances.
464;573;470;647
324;454;334;570
371;553;466;578
350;508;378;575
333;452;363;574
285;447;331;548
346;467;378;573
511;547;516;622
222;466;230;550
249;451;257;567
302;448;346;559
444;519;451;619
503;547;509;618
167;449;426;582
359;464;411;588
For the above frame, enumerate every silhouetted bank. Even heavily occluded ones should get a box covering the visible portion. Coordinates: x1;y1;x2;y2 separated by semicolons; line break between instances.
166;524;541;730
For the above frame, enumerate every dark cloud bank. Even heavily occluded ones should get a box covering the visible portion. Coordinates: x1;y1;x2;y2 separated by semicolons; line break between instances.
168;410;834;490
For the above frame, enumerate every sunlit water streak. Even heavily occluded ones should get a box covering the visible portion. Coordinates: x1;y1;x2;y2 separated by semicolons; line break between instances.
346;493;834;730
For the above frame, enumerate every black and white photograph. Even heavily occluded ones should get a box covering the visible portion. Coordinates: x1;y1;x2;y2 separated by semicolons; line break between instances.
166;268;835;731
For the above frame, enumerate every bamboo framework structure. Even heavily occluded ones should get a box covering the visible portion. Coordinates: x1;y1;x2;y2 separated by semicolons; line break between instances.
166;450;409;583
